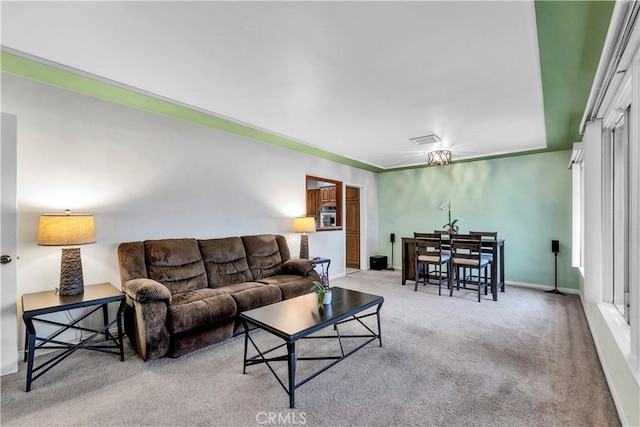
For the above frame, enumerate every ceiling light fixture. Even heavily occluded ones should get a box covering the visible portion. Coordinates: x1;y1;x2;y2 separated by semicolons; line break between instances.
427;149;452;166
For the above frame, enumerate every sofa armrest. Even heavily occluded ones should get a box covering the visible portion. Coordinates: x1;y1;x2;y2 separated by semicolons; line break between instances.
123;278;172;304
282;259;315;276
122;278;172;360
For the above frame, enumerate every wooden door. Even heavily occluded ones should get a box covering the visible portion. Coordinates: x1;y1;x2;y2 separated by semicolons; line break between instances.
345;186;360;269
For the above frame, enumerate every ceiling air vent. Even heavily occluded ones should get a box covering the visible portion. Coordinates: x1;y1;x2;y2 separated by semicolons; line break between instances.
410;134;441;146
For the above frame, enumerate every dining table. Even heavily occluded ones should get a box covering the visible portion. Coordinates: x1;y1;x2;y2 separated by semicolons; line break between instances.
401;236;505;301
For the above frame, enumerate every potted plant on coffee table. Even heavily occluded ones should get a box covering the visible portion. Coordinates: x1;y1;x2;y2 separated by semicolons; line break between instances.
311;281;332;305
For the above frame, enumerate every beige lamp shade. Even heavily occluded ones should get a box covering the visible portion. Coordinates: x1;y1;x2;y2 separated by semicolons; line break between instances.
294;216;315;260
294;216;316;233
37;212;96;246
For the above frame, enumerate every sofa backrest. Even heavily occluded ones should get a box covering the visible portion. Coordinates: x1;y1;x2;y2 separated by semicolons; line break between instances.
241;234;288;280
118;234;293;292
118;241;149;283
274;235;291;262
143;239;207;294
198;237;253;288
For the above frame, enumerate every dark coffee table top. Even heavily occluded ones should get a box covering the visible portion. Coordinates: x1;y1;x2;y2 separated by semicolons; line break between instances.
240;287;383;341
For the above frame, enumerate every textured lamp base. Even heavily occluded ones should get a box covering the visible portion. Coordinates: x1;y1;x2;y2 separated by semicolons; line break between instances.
300;234;309;259
59;248;85;296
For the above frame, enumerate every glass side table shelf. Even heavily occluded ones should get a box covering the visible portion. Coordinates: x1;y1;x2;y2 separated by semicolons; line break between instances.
21;282;126;391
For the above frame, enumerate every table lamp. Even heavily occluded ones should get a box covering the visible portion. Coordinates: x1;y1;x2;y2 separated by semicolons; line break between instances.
294;216;316;259
37;210;96;296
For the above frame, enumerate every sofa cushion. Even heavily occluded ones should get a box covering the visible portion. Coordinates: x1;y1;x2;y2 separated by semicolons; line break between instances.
215;282;282;312
170;288;224;305
169;289;237;335
242;234;283;280
257;275;315;300
198;237;253;287
144;239;207;294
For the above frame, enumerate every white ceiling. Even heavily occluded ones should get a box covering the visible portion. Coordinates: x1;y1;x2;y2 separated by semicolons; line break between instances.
1;1;547;169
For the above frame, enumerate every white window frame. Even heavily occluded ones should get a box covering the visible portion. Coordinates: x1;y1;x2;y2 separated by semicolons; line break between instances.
578;2;640;420
630;46;640;363
611;110;630;319
597;45;639;376
570;143;585;272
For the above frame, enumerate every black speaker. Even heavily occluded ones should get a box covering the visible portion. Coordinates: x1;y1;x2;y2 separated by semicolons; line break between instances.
390;233;396;243
551;240;559;254
370;255;388;270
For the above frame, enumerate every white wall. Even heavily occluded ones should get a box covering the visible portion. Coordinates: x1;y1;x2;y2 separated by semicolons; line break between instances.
1;73;379;353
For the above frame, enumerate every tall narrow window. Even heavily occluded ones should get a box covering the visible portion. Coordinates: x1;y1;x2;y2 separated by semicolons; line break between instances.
612;109;630;323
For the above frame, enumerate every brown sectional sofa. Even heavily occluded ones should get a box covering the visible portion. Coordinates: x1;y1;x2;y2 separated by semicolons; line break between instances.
117;234;320;360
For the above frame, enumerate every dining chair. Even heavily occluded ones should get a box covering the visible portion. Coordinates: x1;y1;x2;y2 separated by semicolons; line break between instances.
414;232;450;294
469;231;497;290
433;230;452;255
449;234;491;302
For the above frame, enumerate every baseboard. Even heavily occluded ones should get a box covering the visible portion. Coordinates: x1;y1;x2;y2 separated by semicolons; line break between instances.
506;281;580;295
375;270;581;295
331;272;346;280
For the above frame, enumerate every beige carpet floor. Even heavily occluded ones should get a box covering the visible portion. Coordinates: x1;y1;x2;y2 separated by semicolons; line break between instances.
1;270;620;426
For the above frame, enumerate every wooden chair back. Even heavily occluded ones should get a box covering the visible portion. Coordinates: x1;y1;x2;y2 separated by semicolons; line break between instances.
414;232;443;260
469;231;497;239
450;234;484;265
469;231;497;255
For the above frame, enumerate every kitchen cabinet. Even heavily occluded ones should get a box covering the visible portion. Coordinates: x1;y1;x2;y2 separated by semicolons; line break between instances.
305;175;343;231
320;186;336;204
306;189;320;216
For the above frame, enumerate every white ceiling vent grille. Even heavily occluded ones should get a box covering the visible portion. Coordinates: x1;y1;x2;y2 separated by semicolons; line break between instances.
410;134;441;146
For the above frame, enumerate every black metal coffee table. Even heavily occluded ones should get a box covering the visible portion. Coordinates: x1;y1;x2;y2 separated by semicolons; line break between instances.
240;286;384;408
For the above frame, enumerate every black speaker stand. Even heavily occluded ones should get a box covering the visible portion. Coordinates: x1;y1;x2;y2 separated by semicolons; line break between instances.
545;252;565;295
387;241;395;271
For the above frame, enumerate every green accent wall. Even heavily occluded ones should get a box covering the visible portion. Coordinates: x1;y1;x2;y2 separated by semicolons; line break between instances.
377;150;579;289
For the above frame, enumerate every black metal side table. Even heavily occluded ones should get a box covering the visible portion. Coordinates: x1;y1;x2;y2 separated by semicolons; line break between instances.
312;257;331;286
21;282;125;391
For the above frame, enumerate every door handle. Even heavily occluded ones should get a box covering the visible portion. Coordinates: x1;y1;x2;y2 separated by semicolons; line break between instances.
0;255;12;264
